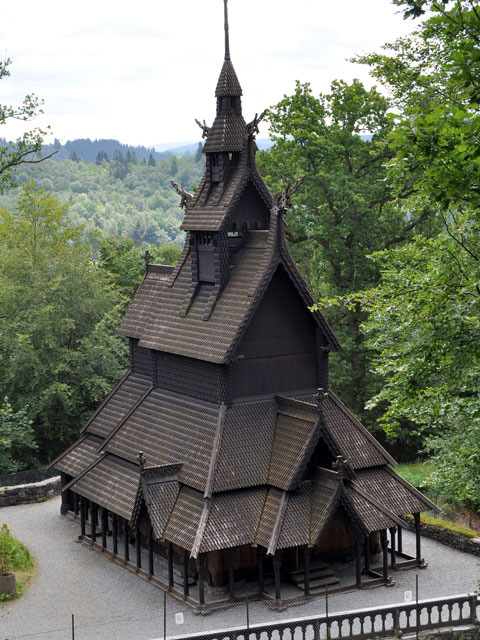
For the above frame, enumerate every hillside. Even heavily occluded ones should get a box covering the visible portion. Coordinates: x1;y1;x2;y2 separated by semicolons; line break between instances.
0;153;205;246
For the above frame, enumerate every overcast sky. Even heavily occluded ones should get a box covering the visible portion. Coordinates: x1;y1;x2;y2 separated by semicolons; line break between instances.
0;0;415;148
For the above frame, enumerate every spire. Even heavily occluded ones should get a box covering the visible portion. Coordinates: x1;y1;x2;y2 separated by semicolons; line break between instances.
224;0;230;61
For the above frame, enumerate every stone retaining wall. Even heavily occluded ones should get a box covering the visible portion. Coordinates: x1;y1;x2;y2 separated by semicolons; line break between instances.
0;476;61;507
402;517;480;557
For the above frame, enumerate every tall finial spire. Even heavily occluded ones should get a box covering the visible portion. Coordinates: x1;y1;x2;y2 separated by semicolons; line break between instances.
224;0;230;61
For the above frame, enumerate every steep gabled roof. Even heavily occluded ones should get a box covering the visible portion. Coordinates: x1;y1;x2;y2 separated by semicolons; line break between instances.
181;140;272;232
50;434;103;476
119;264;174;339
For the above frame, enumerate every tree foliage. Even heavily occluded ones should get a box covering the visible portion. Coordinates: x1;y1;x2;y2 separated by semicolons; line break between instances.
0;398;38;473
0;181;128;461
349;0;480;499
257;79;432;419
0;59;54;193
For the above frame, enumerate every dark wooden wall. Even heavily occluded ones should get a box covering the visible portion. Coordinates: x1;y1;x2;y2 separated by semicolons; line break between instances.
228;181;269;232
232;266;320;398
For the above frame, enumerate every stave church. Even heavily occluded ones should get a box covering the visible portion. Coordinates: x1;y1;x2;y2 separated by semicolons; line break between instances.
51;0;437;606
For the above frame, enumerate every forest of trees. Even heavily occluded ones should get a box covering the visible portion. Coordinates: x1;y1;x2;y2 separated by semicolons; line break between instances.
1;0;478;511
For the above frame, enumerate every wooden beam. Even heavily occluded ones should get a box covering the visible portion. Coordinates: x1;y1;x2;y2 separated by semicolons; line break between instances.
183;550;189;598
302;545;311;597
168;542;174;589
136;526;142;570
124;519;129;563
112;514;118;556
381;529;389;583
355;537;362;588
198;553;206;605
273;550;283;600
414;512;422;563
101;508;108;550
80;498;86;536
228;548;235;600
397;523;403;554
389;526;397;569
148;525;154;577
257;546;264;593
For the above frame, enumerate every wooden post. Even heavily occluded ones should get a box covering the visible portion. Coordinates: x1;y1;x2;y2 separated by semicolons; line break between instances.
91;504;97;544
148;525;154;577
167;542;174;589
257;546;264;593
124;519;129;563
381;529;389;583
273;550;282;600
414;512;422;564
397;524;403;554
355;537;362;588
80;498;86;536
182;550;189;598
198;553;206;605
112;514;118;556
60;472;72;515
389;526;397;569
101;508;108;550
135;526;142;570
73;492;79;516
227;547;235;599
364;536;370;573
302;545;311;597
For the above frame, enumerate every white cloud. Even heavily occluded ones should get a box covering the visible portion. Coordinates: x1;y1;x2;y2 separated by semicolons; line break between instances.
1;0;415;147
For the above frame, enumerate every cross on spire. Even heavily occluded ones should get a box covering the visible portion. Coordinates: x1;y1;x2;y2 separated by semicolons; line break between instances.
224;0;230;61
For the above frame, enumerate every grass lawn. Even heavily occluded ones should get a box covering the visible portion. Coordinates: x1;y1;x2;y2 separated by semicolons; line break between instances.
395;461;436;490
0;527;36;602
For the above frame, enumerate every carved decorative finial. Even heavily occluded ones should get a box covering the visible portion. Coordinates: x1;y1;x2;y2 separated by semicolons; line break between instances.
137;451;147;471
141;250;152;268
247;110;267;138
171;180;193;209
332;455;348;481
195;118;211;140
272;176;306;216
224;0;230;61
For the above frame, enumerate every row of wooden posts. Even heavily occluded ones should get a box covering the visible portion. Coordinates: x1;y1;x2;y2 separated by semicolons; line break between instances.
63;486;424;605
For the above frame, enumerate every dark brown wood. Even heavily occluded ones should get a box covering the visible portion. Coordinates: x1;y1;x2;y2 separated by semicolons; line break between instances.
273;550;282;600
73;491;79;516
80;498;86;536
168;542;174;588
302;545;311;596
355;537;362;588
198;553;206;605
91;504;97;544
257;546;264;593
148;526;154;577
112;514;118;555
60;472;71;515
414;512;422;563
227;547;235;599
183;550;189;598
101;508;108;549
364;537;370;574
136;526;142;570
381;529;389;583
397;524;403;554
389;526;397;569
124;519;129;563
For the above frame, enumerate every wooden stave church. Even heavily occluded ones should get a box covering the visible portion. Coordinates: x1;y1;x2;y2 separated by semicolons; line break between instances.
51;1;437;605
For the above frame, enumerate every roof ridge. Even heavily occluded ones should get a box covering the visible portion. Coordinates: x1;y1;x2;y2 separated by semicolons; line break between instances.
204;403;227;498
267;490;288;555
327;391;397;467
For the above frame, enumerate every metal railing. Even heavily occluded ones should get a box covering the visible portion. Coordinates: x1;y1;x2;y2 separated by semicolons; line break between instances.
167;593;479;640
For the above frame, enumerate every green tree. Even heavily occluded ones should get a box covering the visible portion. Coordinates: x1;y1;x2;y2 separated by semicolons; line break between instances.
0;181;128;462
349;0;480;494
95;150;108;165
258;80;432;418
0;398;38;473
148;152;156;166
97;235;181;298
0;58;54;193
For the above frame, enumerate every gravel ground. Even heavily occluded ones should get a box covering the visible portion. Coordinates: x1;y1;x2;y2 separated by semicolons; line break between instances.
0;497;479;640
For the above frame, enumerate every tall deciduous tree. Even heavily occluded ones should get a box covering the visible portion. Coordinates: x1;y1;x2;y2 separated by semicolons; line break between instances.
0;58;54;193
258;80;432;420
0;181;128;462
349;0;480;497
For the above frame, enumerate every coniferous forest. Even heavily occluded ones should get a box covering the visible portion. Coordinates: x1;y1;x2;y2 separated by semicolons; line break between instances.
0;0;479;519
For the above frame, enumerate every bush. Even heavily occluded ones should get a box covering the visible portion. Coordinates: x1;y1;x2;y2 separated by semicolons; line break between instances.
0;523;12;575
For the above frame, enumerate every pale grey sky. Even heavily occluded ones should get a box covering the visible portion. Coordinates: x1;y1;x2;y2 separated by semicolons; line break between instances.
0;0;415;147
